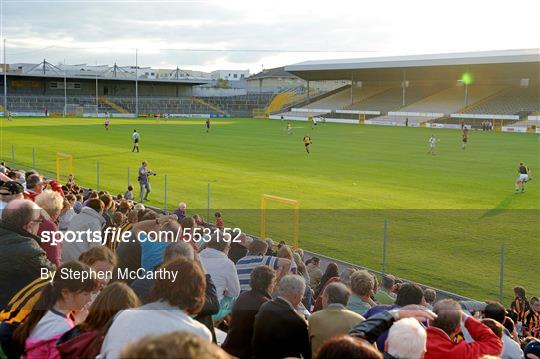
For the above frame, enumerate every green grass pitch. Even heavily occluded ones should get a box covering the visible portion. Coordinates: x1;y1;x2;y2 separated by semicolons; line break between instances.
1;117;538;302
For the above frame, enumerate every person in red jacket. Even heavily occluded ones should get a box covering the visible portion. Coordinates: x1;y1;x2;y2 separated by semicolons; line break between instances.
425;299;502;359
24;174;64;201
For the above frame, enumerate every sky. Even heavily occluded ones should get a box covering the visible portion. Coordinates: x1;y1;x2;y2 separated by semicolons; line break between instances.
1;0;539;74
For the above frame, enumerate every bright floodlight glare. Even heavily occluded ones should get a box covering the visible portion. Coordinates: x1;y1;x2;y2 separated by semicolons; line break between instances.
461;72;473;85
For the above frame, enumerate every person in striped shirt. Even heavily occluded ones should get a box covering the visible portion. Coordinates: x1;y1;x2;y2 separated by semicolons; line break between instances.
510;286;531;329
523;297;540;338
235;238;291;292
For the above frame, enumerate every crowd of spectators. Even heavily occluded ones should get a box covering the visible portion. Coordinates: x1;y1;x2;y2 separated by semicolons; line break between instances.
0;165;538;358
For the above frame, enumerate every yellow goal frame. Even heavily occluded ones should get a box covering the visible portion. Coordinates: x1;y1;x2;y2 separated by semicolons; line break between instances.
56;152;73;182
260;194;300;248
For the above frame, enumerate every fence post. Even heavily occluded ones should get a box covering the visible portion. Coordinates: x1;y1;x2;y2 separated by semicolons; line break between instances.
32;147;36;168
127;167;130;186
96;160;100;191
11;144;14;163
382;218;388;275
207;182;211;221
499;243;505;304
164;175;168;211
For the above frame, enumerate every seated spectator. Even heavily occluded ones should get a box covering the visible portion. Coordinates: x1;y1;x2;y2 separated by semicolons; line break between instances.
264;238;276;256
482;318;504;339
313;267;355;312
62;198;105;262
35;191;64;267
222;266;276;358
363;282;426;350
101;257;212;358
120;331;229;359
199;233;240;321
523;297;540;339
348;270;376;315
124;185;134;201
79;246;117;291
350;305;436;358
180;216;201;252
56;282;141;358
523;339;540;359
24;174;44;201
424;288;436;310
0;180;24;217
140;219;180;271
386;317;427;359
173;202;186;221
58;194;76;231
484;301;523;359
375;274;396;305
315;335;382;359
214;211;224;230
510;286;531;326
425;299;502;359
277;244;297;274
294;252;313;309
253;275;310;359
309;282;365;354
227;233;250;264
314;262;340;298
503;317;520;343
235;238;290;292
12;261;97;359
307;256;323;289
0;199;55;327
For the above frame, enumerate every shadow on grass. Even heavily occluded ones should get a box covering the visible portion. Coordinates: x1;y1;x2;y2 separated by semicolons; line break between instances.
479;194;516;219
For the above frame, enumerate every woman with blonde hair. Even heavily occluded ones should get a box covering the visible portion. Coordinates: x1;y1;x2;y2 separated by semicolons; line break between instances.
35;191;64;267
56;282;141;358
277;244;297;274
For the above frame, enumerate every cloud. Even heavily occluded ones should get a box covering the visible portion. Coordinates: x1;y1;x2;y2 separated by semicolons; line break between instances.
1;0;539;73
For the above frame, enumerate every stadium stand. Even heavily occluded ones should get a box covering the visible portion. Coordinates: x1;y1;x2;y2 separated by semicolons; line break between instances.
459;87;540;116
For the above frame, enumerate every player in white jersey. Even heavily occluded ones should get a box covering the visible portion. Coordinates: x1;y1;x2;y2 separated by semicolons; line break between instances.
428;135;437;155
132;129;140;152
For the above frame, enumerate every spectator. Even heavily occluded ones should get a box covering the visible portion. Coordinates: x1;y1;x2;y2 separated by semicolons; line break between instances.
56;282;141;358
510;286;531;325
100;257;212;358
350;305;436;358
314;262;340;298
0;180;24;217
523;297;540;339
222;266;276;358
120;331;229;359
173;201;187;221
62;198;105;262
180;216;201;252
199;232;240;320
307;256;323;289
313;267;355;312
100;193;114;228
484;301;523;359
363;282;426;350
12;261;97;359
503;317;520;343
253;275;311;359
140;219;180;271
425;299;502;359
35;191;64;267
386;317;427;359
482;318;504;339
348;270;376;315
424;288;437;310
523;339;540;359
23;174;44;201
264;237;276;256
124;185;134;201
58;194;76;231
277;244;297;274
235;238;291;292
227;233;250;264
309;282;365;354
78;246;117;291
315;335;382;359
214;211;224;230
375;274;396;305
294;252;313;309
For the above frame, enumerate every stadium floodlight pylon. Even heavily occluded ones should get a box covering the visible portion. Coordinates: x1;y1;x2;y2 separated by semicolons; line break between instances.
56;152;73;182
260;194;300;249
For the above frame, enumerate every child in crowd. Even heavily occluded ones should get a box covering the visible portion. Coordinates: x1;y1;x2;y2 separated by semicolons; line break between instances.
12;261;97;359
215;212;224;230
124;185;134;201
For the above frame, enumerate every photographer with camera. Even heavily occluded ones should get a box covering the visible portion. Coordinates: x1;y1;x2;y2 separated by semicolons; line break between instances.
138;161;156;202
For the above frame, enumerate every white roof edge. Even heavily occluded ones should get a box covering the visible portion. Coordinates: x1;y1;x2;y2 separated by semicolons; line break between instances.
285;48;540;72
